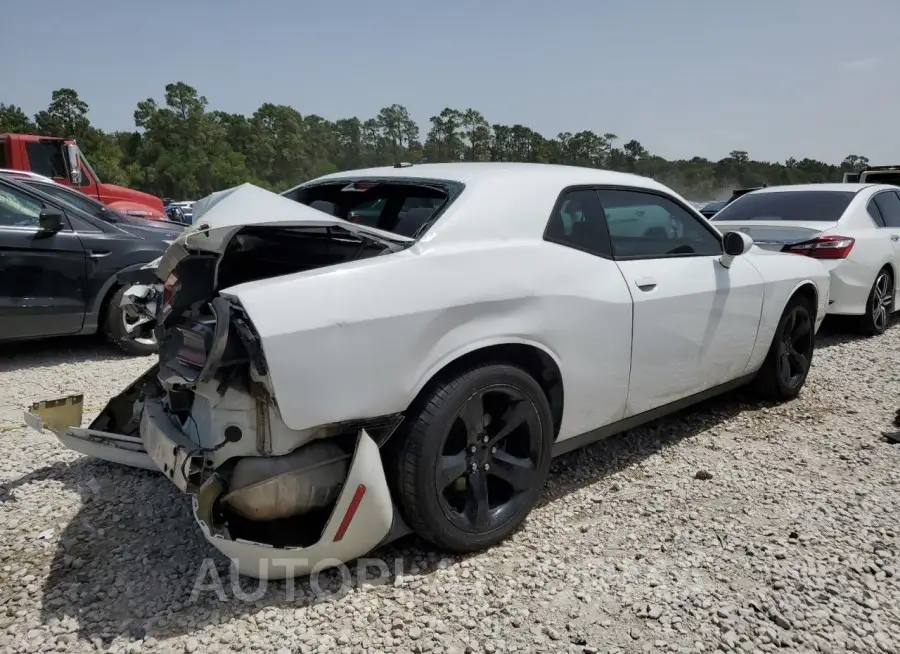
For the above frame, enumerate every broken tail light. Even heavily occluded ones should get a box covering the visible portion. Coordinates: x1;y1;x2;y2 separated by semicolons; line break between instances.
159;297;232;385
784;235;855;260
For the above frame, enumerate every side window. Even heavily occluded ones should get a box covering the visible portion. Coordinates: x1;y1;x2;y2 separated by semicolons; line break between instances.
597;189;722;259
0;185;44;228
25;142;67;178
873;192;900;228
867;199;886;227
544;189;611;258
26;182;103;219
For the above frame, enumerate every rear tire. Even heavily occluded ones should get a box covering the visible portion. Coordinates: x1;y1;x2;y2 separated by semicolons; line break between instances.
103;286;158;357
391;363;553;553
858;268;893;336
752;294;815;401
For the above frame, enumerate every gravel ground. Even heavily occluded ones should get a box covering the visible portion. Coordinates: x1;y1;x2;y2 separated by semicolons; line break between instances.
1;322;900;654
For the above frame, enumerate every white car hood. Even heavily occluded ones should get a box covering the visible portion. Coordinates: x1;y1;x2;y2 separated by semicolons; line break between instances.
179;183;413;255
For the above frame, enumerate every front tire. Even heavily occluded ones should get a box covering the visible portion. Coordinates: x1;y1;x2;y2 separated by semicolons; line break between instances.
859;268;893;336
391;363;553;553
103;286;158;356
752;295;815;401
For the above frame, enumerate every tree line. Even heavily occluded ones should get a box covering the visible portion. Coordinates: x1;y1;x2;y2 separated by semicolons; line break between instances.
0;83;873;201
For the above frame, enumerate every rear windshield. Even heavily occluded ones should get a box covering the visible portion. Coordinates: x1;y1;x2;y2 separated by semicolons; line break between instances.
711;191;856;222
862;172;900;186
283;178;459;239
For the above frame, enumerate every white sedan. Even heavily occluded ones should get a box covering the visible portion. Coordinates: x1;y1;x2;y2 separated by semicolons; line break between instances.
711;183;900;335
24;163;830;579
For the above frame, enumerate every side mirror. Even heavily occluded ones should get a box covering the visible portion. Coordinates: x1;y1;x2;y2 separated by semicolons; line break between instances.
63;143;82;185
38;209;64;233
720;231;753;268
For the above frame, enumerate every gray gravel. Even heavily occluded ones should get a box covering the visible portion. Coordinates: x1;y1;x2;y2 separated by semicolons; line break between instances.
2;322;900;654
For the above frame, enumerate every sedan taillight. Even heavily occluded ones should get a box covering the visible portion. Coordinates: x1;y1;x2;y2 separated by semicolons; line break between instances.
784;235;855;260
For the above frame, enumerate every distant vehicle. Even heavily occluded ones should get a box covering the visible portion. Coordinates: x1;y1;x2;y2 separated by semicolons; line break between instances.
699;187;766;219
699;200;727;218
0;134;167;220
25;163;828;580
843;166;900;185
0;174;183;355
711;183;900;336
162;199;194;224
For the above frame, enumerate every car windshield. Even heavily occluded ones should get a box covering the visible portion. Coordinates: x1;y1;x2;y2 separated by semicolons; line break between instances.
711;191;856;222
283;178;460;239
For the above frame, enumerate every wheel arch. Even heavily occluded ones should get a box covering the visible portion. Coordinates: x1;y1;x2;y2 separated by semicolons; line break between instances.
789;280;819;318
408;339;565;439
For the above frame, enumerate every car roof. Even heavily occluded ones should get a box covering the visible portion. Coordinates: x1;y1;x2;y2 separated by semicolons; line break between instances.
747;183;877;194
0;168;55;183
308;162;672;193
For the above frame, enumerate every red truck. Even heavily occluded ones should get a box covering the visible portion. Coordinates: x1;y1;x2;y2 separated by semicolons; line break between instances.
0;133;167;220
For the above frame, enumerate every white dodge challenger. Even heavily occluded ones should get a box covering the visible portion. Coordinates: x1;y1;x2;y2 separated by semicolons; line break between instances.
25;163;830;579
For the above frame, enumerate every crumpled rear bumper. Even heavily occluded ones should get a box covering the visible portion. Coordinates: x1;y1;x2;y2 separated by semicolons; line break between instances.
24;391;401;580
192;431;397;580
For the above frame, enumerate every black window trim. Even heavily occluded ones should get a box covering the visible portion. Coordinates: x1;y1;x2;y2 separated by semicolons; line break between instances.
542;185;614;260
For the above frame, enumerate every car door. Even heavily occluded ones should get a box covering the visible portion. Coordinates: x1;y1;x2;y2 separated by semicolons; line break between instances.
597;188;765;417
0;182;88;340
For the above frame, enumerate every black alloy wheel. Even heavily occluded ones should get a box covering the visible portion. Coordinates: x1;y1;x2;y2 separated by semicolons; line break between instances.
776;304;813;391
391;363;553;552
435;385;543;533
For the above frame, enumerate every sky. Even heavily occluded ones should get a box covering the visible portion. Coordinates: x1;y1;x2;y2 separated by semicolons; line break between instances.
2;0;897;165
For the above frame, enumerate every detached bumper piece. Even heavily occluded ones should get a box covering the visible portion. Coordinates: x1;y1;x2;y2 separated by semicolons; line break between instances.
193;430;395;580
24;394;157;471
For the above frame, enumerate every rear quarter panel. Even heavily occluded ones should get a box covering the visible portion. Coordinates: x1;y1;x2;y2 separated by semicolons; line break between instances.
742;248;830;374
225;239;635;441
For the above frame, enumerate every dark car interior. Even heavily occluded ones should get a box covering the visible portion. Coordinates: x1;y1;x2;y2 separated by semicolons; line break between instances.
284;180;450;238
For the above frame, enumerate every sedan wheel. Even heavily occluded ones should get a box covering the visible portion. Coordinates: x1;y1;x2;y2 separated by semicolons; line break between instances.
860;270;894;336
392;363;553;552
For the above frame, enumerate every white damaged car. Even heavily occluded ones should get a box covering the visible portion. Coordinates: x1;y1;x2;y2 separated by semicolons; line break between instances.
24;163;830;579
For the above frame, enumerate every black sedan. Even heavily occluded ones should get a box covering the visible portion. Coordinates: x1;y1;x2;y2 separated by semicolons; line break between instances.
0;175;183;355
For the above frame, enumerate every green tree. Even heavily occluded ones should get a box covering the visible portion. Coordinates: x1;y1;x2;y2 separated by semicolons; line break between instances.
0;104;37;133
34;88;90;139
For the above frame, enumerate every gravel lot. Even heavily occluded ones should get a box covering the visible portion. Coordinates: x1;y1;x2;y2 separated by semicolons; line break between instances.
2;322;900;654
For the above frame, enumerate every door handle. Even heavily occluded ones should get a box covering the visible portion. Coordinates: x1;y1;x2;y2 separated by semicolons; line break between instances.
87;250;111;259
891;235;899;242
635;277;657;291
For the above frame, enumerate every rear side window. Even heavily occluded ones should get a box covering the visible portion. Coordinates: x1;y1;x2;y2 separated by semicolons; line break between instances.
0;138;7;168
25;142;67;178
867;199;886;227
544;188;611;258
712;191;855;222
285;179;458;239
873;192;900;228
